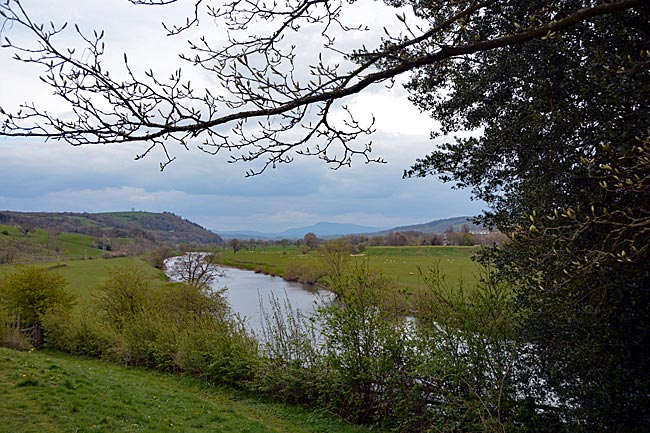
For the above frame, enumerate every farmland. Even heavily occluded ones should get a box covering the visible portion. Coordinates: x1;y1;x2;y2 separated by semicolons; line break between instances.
220;244;480;290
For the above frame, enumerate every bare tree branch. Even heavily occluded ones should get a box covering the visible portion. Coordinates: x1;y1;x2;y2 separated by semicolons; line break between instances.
0;0;643;174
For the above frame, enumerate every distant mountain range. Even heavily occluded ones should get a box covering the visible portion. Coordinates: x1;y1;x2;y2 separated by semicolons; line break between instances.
215;222;388;240
214;216;481;240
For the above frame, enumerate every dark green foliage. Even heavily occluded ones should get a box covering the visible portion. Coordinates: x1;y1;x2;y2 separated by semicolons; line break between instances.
405;3;650;431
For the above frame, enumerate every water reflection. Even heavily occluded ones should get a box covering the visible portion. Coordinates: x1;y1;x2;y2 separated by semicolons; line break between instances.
212;267;333;333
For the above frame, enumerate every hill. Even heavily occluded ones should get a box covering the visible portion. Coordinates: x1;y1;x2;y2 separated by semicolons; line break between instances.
373;216;482;235
0;210;222;246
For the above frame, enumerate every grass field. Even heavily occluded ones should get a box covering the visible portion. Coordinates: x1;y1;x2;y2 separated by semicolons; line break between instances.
0;347;369;433
0;224;118;262
220;245;481;291
219;244;482;311
0;257;166;308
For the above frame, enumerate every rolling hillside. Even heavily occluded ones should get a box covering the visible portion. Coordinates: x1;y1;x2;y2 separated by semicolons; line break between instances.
0;211;222;246
374;216;482;235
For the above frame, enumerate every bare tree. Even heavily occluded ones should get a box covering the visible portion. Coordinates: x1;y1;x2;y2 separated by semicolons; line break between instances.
168;251;224;288
0;0;642;174
18;223;35;238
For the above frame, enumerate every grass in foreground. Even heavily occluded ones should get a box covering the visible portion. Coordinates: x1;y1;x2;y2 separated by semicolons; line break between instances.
0;347;369;433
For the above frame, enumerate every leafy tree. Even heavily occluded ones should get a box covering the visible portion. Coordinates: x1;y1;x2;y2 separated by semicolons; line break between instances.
0;266;74;328
302;232;320;250
96;263;153;331
229;238;243;254
0;266;75;348
405;3;650;430
321;239;352;290
279;239;290;255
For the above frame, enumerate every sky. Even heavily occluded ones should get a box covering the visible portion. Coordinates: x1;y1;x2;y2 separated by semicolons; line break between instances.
0;0;485;233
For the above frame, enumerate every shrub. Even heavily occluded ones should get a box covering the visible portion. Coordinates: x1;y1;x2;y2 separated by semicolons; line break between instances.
317;264;414;425
0;266;75;349
254;294;329;405
42;307;114;357
283;261;325;284
95;263;153;331
411;265;522;432
0;266;74;327
175;318;258;387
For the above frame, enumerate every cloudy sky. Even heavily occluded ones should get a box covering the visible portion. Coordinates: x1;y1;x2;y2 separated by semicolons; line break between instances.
0;0;485;233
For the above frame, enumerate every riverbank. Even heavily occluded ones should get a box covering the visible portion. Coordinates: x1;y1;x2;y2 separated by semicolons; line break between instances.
218;245;481;312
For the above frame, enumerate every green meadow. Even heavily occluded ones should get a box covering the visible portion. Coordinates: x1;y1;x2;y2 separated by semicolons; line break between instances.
0;257;163;308
221;245;480;290
0;347;368;433
0;224;131;262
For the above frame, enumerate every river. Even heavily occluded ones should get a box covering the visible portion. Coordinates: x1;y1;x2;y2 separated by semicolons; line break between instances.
209;267;333;334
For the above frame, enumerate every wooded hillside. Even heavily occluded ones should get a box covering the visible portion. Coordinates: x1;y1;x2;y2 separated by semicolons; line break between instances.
0;211;222;246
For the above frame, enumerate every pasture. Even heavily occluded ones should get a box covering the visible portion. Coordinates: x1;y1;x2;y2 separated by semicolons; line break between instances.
0;224;131;262
219;244;482;310
0;347;369;433
221;245;479;288
0;257;165;308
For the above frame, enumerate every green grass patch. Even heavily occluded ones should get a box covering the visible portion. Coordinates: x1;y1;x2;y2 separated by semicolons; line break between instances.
221;245;479;290
220;245;481;310
0;224;106;261
0;257;166;309
57;232;104;259
361;246;480;291
0;347;369;433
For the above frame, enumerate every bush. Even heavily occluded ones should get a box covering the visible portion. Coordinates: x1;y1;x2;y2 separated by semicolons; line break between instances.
175;319;258;387
42;307;114;357
317;264;415;425
95;263;153;331
0;266;74;327
283;261;325;284
0;303;32;350
411;265;522;432
254;294;329;405
58;263;259;382
0;266;75;349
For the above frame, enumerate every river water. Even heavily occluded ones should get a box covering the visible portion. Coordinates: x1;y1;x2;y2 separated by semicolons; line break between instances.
209;267;333;333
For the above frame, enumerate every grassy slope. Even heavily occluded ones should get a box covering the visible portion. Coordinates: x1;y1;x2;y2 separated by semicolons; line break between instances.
0;256;165;309
0;348;368;433
0;224;106;261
